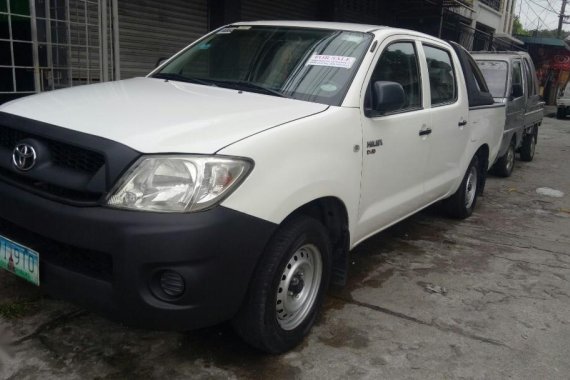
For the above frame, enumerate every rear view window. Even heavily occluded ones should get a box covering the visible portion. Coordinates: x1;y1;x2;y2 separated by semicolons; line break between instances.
476;60;508;98
423;45;457;106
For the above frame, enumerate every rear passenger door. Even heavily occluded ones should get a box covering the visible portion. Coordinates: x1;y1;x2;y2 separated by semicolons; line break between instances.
356;38;430;243
420;42;470;201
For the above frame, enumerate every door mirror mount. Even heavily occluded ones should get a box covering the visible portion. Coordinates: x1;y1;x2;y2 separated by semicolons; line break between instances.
370;81;406;116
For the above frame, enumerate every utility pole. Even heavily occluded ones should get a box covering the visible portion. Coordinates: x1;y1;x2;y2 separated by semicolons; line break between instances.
558;0;567;38
438;0;444;38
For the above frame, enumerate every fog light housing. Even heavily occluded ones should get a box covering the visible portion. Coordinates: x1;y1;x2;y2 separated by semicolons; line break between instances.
158;270;186;298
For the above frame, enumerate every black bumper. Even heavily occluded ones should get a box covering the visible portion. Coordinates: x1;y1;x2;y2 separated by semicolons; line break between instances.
0;180;277;330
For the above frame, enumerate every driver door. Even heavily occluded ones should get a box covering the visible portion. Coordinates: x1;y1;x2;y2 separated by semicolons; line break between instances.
507;59;525;134
355;38;430;243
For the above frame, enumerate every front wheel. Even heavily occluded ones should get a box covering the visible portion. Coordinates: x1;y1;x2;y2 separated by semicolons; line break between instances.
232;216;331;353
443;155;480;219
520;129;537;162
557;107;565;119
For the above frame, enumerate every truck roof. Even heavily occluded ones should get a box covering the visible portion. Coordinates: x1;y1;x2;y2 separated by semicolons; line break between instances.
231;21;446;42
228;20;447;44
231;20;388;33
470;51;531;61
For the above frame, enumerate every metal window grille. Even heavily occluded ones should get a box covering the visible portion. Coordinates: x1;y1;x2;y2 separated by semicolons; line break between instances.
480;0;501;11
0;0;36;96
0;0;115;99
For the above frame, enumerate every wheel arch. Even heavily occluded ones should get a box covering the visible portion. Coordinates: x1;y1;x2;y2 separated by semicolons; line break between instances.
284;197;350;287
241;196;351;290
241;196;352;316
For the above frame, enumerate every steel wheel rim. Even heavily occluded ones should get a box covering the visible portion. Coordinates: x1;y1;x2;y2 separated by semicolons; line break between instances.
465;166;478;209
530;135;536;157
506;146;515;171
276;244;323;331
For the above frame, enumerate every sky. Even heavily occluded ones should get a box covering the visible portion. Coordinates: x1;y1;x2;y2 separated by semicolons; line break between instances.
517;0;569;32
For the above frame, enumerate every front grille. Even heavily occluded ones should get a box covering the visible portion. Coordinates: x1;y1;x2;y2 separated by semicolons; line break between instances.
0;217;113;282
0;167;101;203
49;140;105;173
0;124;23;148
0;113;140;206
0;124;105;174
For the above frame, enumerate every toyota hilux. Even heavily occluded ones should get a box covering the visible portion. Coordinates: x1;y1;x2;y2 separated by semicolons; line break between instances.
0;21;504;353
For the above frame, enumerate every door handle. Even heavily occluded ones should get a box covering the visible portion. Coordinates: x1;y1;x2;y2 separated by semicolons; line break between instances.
458;120;468;127
419;128;432;136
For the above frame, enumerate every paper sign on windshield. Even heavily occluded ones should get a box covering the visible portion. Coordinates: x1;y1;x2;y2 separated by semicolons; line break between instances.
306;55;356;69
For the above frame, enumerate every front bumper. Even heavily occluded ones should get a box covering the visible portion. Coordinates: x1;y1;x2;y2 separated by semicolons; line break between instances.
0;179;276;330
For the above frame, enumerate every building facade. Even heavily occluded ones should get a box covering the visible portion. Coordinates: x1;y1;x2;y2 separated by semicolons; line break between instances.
0;0;519;104
470;0;520;50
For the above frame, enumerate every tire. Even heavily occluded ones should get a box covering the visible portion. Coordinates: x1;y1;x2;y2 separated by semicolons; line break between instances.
492;139;515;177
557;107;565;119
232;216;332;353
443;155;480;219
520;129;536;162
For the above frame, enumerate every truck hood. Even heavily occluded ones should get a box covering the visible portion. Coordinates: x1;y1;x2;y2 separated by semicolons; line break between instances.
0;77;328;153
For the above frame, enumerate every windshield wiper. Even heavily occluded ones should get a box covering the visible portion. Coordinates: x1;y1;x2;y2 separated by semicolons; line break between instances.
216;81;288;98
152;73;215;87
153;74;287;98
238;82;287;98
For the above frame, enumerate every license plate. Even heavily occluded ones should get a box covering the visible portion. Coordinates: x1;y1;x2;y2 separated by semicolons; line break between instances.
0;235;40;286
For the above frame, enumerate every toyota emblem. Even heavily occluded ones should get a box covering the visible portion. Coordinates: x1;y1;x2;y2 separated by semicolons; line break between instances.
12;143;37;171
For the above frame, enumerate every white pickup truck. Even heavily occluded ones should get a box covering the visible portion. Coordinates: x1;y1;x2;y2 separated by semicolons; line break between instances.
0;21;504;353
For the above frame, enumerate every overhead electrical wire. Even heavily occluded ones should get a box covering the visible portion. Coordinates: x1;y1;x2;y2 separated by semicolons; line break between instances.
526;0;560;15
522;0;554;29
542;0;559;14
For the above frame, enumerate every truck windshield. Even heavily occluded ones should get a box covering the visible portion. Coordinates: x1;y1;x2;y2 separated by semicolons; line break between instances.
152;26;373;106
476;60;508;98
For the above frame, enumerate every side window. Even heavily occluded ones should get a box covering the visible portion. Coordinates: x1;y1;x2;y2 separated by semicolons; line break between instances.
370;41;422;112
423;45;457;106
511;60;523;96
523;59;536;96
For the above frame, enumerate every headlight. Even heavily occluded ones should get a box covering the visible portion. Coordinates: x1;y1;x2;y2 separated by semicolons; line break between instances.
107;155;252;212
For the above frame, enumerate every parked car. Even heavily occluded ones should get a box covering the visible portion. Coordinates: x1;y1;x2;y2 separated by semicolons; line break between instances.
0;22;504;353
556;81;570;119
472;51;544;177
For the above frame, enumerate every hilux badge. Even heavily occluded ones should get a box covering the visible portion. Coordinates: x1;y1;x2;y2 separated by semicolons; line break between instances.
12;143;37;171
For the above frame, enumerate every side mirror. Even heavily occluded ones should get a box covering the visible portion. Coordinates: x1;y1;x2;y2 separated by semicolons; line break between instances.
155;57;169;68
372;81;406;115
511;83;523;99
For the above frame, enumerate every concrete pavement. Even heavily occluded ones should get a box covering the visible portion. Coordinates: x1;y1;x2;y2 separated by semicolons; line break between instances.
0;115;569;379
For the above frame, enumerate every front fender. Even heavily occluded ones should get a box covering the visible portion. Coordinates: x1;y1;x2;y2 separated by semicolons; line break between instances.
218;107;363;246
